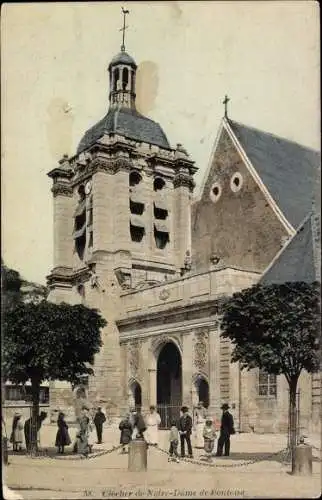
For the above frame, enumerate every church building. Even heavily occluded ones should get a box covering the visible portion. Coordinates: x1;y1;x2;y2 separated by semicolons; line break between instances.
47;26;320;434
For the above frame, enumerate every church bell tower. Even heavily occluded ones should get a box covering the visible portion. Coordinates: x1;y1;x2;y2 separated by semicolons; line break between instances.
47;9;198;413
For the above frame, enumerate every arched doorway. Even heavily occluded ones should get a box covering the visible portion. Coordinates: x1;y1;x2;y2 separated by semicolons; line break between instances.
197;377;209;408
129;381;142;411
157;342;182;428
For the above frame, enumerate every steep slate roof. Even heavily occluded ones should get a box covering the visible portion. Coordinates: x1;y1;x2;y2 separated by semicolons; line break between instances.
77;108;170;153
261;214;319;285
228;120;320;229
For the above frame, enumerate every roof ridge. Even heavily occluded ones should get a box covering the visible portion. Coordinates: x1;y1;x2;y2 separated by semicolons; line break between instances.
228;119;320;155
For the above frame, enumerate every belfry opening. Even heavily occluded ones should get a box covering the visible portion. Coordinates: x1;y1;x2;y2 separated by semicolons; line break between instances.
157;342;182;428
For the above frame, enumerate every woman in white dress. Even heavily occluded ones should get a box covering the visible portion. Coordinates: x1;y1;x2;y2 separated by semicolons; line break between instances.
194;402;207;448
145;406;161;445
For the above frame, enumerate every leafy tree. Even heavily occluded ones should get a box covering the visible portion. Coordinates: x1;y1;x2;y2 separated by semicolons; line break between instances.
220;281;320;468
1;262;23;311
3;299;107;451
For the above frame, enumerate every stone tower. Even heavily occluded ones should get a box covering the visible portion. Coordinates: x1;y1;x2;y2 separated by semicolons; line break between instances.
47;35;197;415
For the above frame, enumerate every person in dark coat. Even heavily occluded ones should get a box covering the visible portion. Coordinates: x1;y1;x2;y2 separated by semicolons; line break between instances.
132;409;146;439
216;403;235;457
119;413;133;453
178;406;193;458
55;412;71;454
24;411;47;451
93;407;106;444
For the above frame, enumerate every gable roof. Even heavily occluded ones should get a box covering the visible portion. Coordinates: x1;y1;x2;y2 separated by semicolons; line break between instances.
260;213;320;285
228;120;320;229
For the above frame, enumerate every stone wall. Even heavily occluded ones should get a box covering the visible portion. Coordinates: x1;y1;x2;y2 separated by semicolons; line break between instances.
191;127;289;273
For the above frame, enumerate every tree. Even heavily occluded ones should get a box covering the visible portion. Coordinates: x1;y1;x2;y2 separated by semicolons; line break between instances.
220;281;320;469
3;299;107;452
1;262;23;311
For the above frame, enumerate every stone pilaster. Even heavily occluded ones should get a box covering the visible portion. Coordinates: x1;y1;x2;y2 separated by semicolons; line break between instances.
140;341;150;412
114;168;131;252
148;368;157;407
53;192;74;269
181;334;194;407
229;360;241;432
173;182;191;272
208;320;221;417
92;170;115;252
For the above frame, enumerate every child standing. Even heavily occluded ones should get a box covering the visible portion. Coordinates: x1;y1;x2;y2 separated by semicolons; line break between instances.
168;420;180;462
119;413;133;453
203;418;216;461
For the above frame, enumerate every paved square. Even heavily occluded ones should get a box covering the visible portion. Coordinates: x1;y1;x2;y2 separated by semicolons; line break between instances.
3;425;321;499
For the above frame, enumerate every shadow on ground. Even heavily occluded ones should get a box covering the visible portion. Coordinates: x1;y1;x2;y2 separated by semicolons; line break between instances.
7;447;94;459
217;451;321;464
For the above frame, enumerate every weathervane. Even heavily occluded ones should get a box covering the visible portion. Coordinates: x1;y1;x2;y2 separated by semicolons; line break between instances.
223;95;230;118
120;7;129;52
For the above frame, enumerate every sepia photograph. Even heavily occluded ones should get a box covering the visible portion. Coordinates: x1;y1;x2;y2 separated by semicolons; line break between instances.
1;1;321;498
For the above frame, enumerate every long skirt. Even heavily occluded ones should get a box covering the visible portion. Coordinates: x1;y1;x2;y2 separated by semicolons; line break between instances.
145;424;159;445
55;428;71;447
194;421;205;448
77;433;89;455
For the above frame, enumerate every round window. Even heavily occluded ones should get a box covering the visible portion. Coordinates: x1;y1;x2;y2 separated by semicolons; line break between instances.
230;172;243;192
209;182;222;203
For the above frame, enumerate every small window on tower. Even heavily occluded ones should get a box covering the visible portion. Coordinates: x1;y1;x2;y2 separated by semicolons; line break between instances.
129;171;142;187
154;177;166;191
88;231;93;248
122;67;129;90
78;184;85;201
130;223;145;243
75;235;86;260
130;199;144;215
114;68;120;91
154;205;168;220
154;225;169;249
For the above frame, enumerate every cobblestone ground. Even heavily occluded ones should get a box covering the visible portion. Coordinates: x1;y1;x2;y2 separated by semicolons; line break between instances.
3;425;321;499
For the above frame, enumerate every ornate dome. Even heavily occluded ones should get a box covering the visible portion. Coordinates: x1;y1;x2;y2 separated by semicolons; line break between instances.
77;108;170;153
108;51;137;69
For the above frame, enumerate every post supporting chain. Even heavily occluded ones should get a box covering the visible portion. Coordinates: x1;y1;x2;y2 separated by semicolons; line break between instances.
154;444;293;468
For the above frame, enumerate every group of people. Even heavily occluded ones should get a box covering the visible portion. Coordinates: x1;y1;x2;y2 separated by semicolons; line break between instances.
169;403;235;461
8;406;107;457
9;411;48;452
61;406;107;457
7;402;235;461
118;402;235;462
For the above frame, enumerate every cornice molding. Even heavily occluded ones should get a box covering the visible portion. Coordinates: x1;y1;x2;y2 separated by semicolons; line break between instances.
117;297;224;330
173;172;195;192
51;184;73;198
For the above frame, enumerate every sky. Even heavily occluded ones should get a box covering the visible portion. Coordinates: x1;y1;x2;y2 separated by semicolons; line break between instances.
1;1;320;285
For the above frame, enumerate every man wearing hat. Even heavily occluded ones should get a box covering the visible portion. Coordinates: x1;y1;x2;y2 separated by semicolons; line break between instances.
93;407;106;444
178;406;193;458
216;403;235;457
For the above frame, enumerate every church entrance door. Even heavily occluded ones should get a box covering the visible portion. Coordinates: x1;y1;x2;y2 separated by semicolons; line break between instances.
156;342;182;428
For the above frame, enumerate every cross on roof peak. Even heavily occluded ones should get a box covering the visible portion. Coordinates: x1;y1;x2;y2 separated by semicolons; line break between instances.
223;95;230;118
120;7;130;52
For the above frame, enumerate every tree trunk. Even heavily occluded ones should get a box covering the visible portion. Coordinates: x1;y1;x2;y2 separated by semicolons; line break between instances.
288;377;299;471
30;379;40;453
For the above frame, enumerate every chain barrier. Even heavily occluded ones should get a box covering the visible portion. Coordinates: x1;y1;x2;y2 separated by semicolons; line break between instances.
154;444;290;468
27;444;123;461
